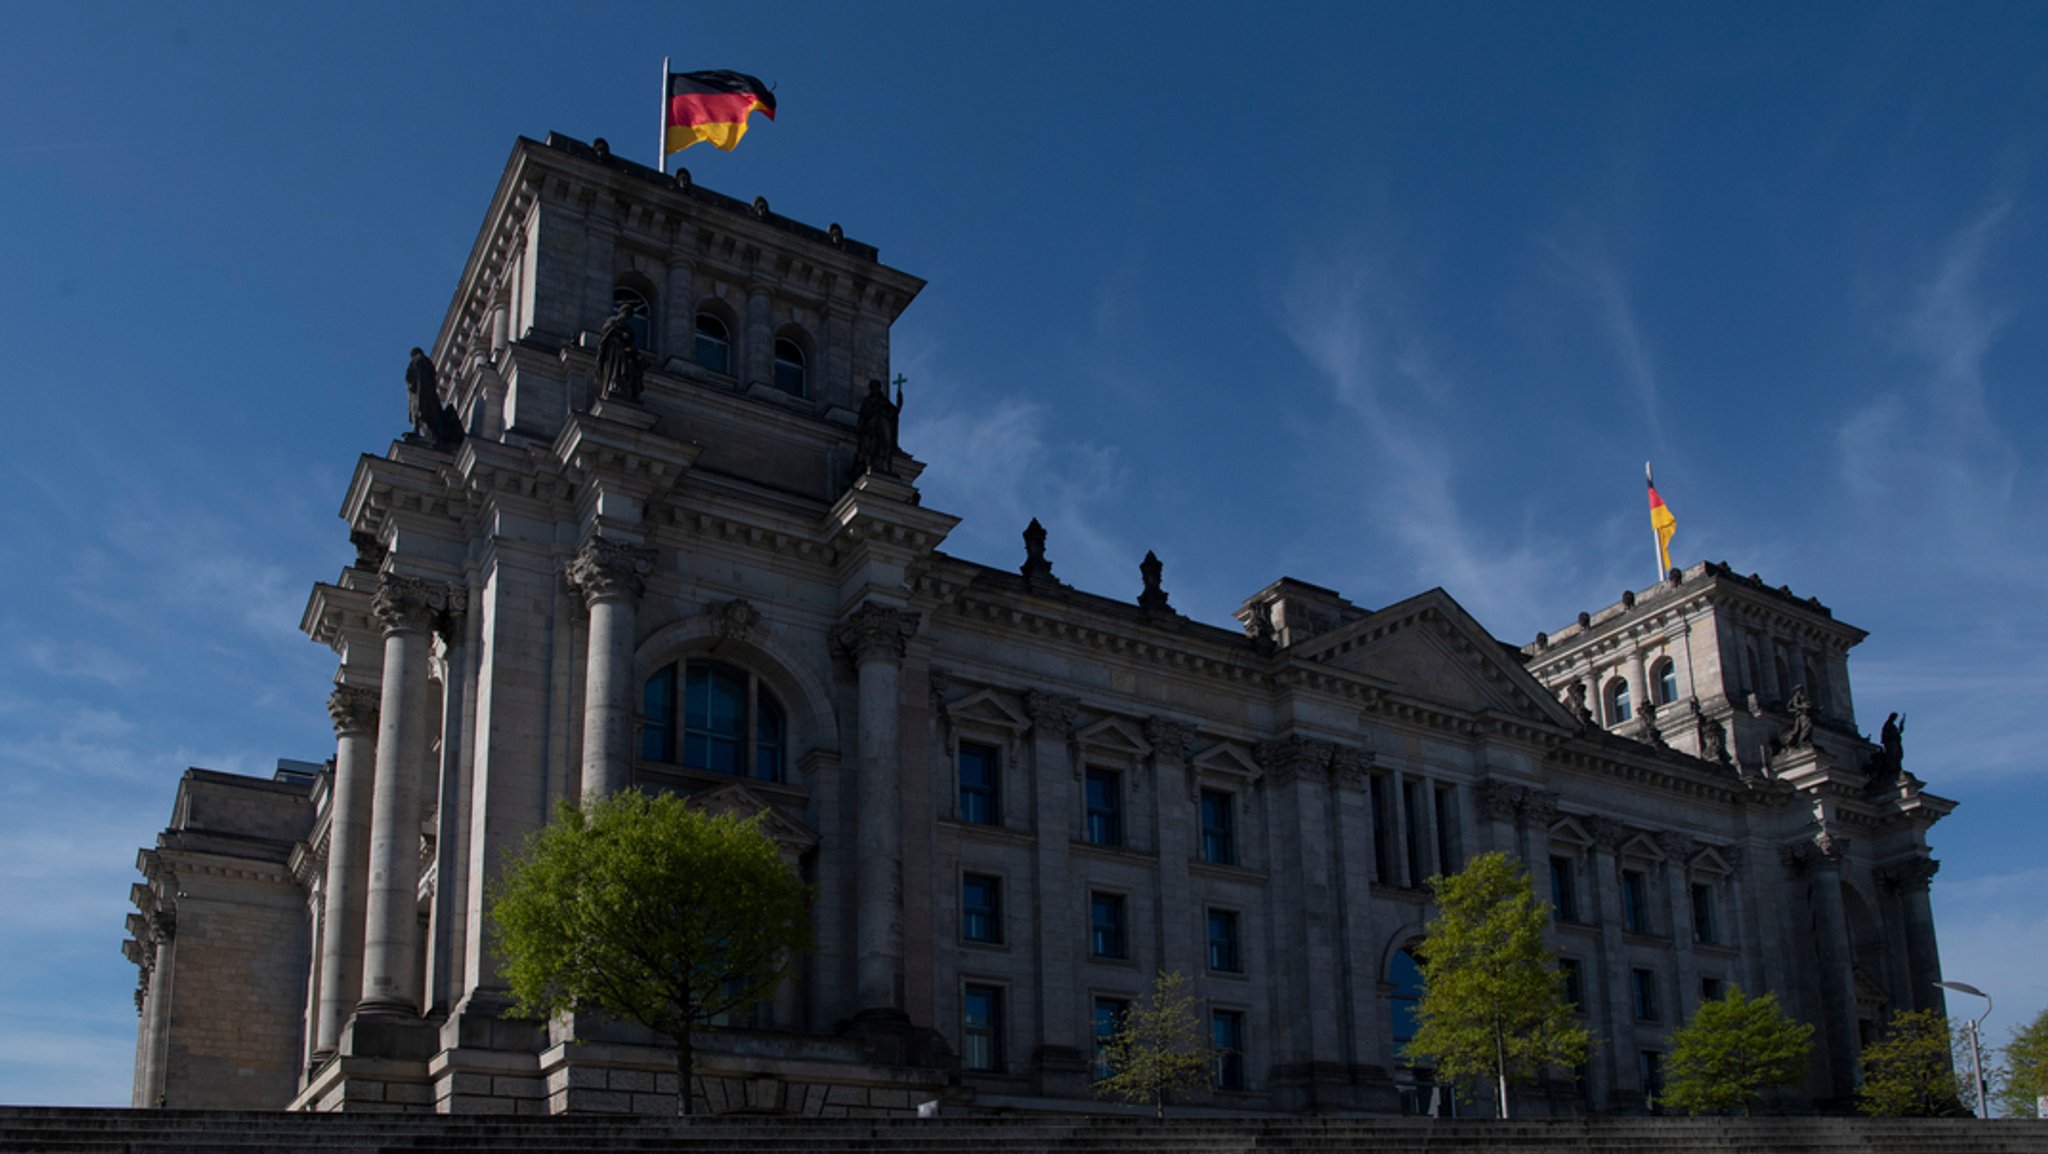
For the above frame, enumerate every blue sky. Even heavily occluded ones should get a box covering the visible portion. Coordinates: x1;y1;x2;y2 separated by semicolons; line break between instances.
3;2;2044;1107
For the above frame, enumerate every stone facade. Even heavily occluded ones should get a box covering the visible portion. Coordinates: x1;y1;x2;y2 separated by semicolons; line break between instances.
125;132;1952;1117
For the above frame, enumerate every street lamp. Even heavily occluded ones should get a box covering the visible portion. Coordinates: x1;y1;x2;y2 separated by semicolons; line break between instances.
1935;980;1993;1119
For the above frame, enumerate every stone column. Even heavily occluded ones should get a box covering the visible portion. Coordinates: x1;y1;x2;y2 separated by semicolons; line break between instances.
1024;689;1083;1091
834;602;918;1016
1144;718;1197;977
1330;746;1389;1107
569;539;655;801
1626;652;1650;724
1258;736;1341;1107
1657;832;1701;1018
139;910;176;1106
359;575;461;1016
1586;816;1629;1106
314;686;379;1056
1790;834;1861;1098
745;280;773;387
1474;781;1522;857
1886;855;1943;1011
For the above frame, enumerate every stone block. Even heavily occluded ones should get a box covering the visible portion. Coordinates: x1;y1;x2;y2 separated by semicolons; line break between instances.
560;1087;633;1113
630;1092;674;1114
608;1067;654;1092
385;1082;433;1105
492;1075;545;1099
825;1084;865;1106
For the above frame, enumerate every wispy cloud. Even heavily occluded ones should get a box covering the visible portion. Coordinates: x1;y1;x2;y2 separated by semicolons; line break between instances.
1539;237;1668;457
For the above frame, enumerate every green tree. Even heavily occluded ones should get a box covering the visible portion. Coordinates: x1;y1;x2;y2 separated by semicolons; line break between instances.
1404;851;1592;1118
1094;970;1214;1118
1994;1008;2048;1119
1661;986;1813;1114
489;790;812;1116
1857;1007;1966;1117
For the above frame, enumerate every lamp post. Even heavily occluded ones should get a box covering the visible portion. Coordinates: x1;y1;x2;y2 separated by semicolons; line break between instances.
1935;980;1992;1119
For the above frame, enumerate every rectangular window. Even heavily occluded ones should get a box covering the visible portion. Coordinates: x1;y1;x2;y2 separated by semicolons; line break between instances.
1701;976;1725;1003
1370;774;1395;884
962;985;1003;1071
1691;882;1717;945
1090;892;1127;959
640;663;676;761
1085;768;1124;847
961;873;1001;944
1622;869;1651;934
1550;856;1578;922
1093;997;1127;1078
1631;968;1660;1021
1639;1050;1664;1103
1207;909;1242;973
1403;778;1430;884
1199;789;1237;865
1434;783;1461;873
1211;1010;1246;1090
958;741;1000;826
1560;957;1584;1012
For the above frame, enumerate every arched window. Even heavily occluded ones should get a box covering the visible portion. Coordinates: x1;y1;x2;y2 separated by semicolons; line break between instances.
1652;657;1678;705
1607;678;1632;724
694;311;732;375
613;286;653;351
640;659;786;781
772;335;807;397
1389;947;1425;1058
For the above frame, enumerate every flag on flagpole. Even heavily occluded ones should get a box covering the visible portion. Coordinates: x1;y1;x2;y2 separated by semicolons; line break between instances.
1647;462;1677;576
665;70;776;157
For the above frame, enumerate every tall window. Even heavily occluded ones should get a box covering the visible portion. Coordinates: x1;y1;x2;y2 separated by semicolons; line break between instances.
1389;948;1424;1059
694;311;732;374
1622;869;1651;934
962;985;1003;1071
1403;778;1430;884
1639;1050;1665;1103
1550;856;1579;923
1370;775;1395;884
1631;968;1660;1021
1199;789;1236;865
1654;657;1678;705
958;741;1000;826
772;336;807;396
962;874;1001;944
1211;1010;1246;1090
640;659;785;781
1690;882;1717;945
1092;997;1127;1078
1433;783;1461;873
1090;892;1126;959
1701;976;1725;1003
613;286;653;350
1207;909;1242;973
1560;957;1584;1012
1608;678;1633;724
1085;769;1123;847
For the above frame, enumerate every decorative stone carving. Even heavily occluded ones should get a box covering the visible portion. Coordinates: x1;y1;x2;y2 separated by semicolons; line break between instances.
372;574;465;636
1522;790;1560;824
1475;780;1523;823
594;299;645;402
1877;855;1939;893
405;347;464;449
1781;684;1815;748
1585;815;1627;852
1691;700;1730;764
349;530;388;572
1563;682;1594;726
1020;518;1056;586
1254;736;1331;787
568;539;656;605
835;602;919;664
1328;744;1374;788
1137;551;1171;613
708;597;761;644
1640;699;1669;748
852;377;903;477
1812;829;1850;862
1654;831;1693;862
1023;689;1078;734
327;686;381;735
927;667;953;712
1779;842;1813;875
150;909;177;943
1143;717;1194;763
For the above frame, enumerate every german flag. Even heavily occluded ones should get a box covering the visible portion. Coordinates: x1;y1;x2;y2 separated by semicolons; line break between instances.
666;70;776;156
1647;462;1677;575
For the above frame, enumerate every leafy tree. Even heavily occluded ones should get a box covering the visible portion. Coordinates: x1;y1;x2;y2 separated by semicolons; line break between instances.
1994;1008;2048;1119
1094;970;1214;1118
489;790;812;1115
1404;851;1592;1118
1661;986;1813;1114
1857;1007;1965;1117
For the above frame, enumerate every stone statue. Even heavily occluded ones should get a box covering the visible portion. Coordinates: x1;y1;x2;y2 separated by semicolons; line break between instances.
1881;711;1905;767
1691;701;1730;764
405;347;463;449
595;299;645;402
853;377;902;477
1564;682;1595;726
1781;684;1815;749
1020;518;1056;586
1138;550;1171;612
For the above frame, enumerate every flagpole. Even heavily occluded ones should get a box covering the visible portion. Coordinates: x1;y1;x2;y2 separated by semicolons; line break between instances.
1646;460;1660;581
658;57;671;172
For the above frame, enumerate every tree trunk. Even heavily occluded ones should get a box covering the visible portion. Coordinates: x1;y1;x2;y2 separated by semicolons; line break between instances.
675;1028;695;1117
1495;1029;1511;1119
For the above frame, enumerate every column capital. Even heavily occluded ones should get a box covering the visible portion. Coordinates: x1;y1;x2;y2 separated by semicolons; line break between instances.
327;685;381;736
1143;717;1195;763
1474;780;1524;823
1023;688;1078;734
568;538;656;605
1328;744;1375;788
1254;735;1331;787
1654;830;1695;862
372;574;465;636
1877;854;1939;893
1522;789;1560;824
1585;815;1628;852
835;602;919;664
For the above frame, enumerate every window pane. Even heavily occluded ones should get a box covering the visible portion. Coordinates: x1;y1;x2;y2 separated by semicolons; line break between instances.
959;742;1000;826
1691;883;1716;944
640;663;676;762
963;985;1002;1071
1200;789;1235;865
613;287;652;350
1090;892;1125;958
772;337;806;396
1622;870;1649;933
1085;769;1122;847
754;688;784;781
1550;856;1576;922
694;313;730;374
1208;909;1241;972
684;663;746;775
1389;949;1424;1050
1093;998;1126;1078
1211;1011;1245;1089
963;874;999;944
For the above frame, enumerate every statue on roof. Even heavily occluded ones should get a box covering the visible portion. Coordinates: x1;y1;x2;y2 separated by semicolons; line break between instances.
1866;711;1907;782
405;347;463;450
1781;684;1815;749
1138;551;1172;613
1691;699;1730;764
853;377;903;477
595;298;645;402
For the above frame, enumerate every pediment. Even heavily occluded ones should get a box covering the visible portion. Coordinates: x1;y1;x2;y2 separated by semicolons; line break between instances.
1191;742;1260;779
1689;845;1734;876
1075;716;1150;759
1549;816;1593;847
690;783;819;854
1620;833;1665;862
946;689;1031;734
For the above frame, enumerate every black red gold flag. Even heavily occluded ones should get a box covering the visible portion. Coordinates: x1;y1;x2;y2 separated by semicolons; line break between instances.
666;70;776;156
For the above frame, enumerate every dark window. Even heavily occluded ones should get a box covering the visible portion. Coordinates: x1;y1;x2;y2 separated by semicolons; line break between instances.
1550;856;1578;922
1389;948;1424;1055
640;659;786;781
1701;976;1725;1003
694;311;731;374
1090;892;1127;959
1370;775;1395;884
1691;882;1717;945
1207;909;1242;973
1631;968;1660;1021
1639;1050;1665;1103
1560;957;1584;1012
1085;769;1123;847
1434;783;1461;873
1199;789;1236;865
771;336;806;396
962;874;1001;944
1622;869;1651;933
962;985;1003;1071
1093;997;1127;1078
1403;778;1430;884
613;286;653;350
1608;678;1633;723
1654;658;1679;705
1211;1010;1246;1090
958;741;1000;826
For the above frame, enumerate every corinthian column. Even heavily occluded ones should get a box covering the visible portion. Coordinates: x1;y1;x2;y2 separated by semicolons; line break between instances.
314;685;379;1056
569;539;656;800
359;575;462;1016
834;601;919;1016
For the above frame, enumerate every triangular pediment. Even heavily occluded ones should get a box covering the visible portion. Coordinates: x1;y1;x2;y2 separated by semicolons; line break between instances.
1620;833;1665;862
690;783;819;854
1293;589;1580;730
1549;816;1593;847
1690;845;1734;876
1075;716;1150;760
1191;742;1260;779
946;689;1031;733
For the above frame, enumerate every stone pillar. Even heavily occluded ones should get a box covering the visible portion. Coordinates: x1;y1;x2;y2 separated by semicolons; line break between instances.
745;280;773;387
1144;718;1197;977
314;686;380;1057
1258;736;1342;1108
1587;816;1630;1106
1330;746;1392;1109
1024;689;1083;1092
1626;651;1650;724
138;910;176;1106
569;539;655;801
1474;781;1522;856
834;602;918;1016
1790;834;1862;1098
1657;832;1701;1018
1886;856;1943;1011
360;575;461;1016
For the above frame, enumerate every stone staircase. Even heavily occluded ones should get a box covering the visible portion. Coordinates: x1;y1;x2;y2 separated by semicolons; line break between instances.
5;1109;2048;1154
